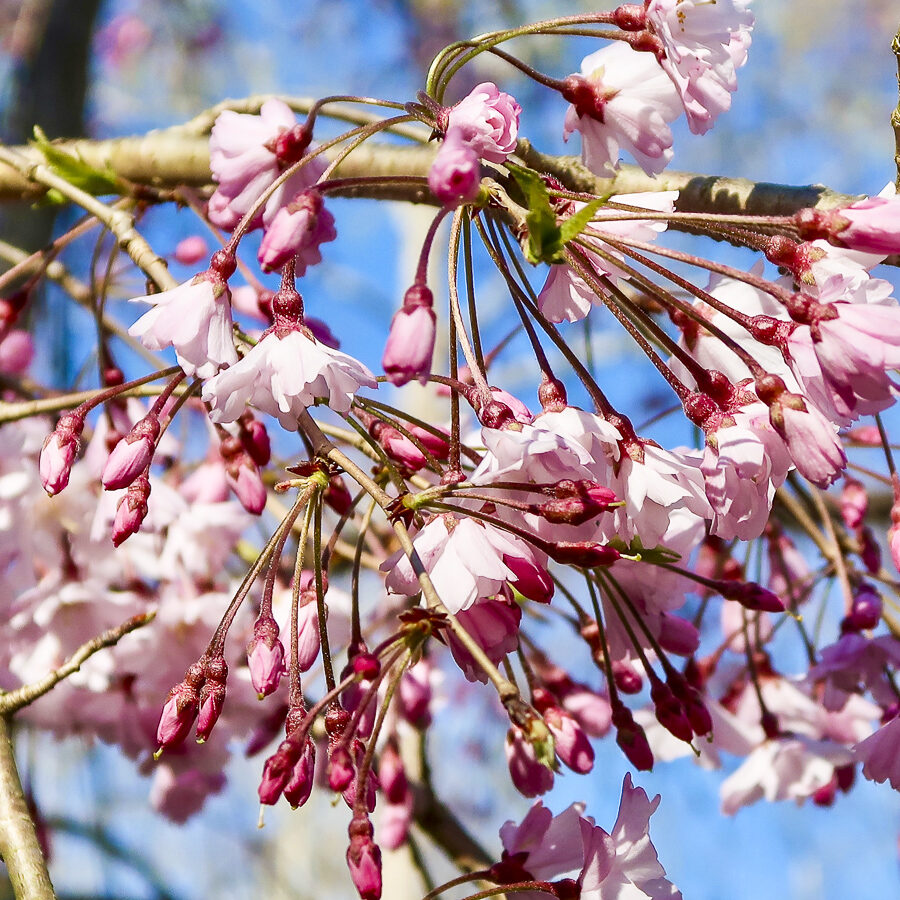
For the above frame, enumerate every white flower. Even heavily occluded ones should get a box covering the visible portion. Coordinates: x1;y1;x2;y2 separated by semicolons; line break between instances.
129;276;238;379
201;326;376;428
564;40;683;176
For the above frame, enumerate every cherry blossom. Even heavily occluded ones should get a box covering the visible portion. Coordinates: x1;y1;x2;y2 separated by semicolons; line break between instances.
562;40;683;176
202;324;376;426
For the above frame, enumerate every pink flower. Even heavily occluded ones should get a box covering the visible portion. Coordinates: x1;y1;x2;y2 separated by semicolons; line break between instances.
827;191;900;255
720;736;854;814
839;478;868;530
578;774;682;900
646;0;754;135
427;127;481;205
202;325;376;427
383;514;547;613
257;189;337;274
562;40;683;176
499;801;586;882
129;274;238;379
853;713;900;789
382;285;436;386
444;82;521;164
208;99;326;230
446;598;521;683
505;726;554;798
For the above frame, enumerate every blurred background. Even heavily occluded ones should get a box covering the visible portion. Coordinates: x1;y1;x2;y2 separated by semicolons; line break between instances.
1;2;899;898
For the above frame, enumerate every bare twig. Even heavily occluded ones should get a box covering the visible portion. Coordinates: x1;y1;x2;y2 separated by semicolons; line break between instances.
0;613;154;715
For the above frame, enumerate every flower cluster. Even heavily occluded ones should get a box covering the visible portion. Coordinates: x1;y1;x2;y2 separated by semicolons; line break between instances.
7;4;900;899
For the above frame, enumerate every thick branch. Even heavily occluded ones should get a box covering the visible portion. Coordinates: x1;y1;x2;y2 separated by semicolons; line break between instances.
0;716;55;899
0;130;862;218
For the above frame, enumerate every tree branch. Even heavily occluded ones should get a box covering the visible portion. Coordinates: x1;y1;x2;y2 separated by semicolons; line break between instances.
0;613;154;716
0;716;55;899
0;127;862;218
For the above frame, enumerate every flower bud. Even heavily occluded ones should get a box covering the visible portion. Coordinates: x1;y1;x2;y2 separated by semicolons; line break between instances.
196;655;228;742
247;615;285;698
346;814;382;900
112;474;151;546
102;415;160;490
40;413;84;496
283;738;316;809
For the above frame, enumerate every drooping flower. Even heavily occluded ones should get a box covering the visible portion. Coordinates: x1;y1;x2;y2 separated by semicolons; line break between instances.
257;188;337;274
129;270;238;379
202;324;376;428
208;98;326;230
645;0;754;135
578;774;682;900
562;40;683;176
382;284;436;386
382;514;550;613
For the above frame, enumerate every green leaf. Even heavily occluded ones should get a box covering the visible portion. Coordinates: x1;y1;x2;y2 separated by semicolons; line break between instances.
30;126;125;198
507;164;563;265
507;164;611;265
558;197;604;244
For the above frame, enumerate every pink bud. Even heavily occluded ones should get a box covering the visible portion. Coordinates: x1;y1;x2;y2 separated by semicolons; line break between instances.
258;189;336;274
174;235;209;266
329;745;355;792
397;662;432;728
40;414;84;496
196;656;228;742
382;301;436;387
240;415;271;466
247;616;285;698
405;423;450;458
225;458;266;514
716;579;785;613
543;707;594;774
657;613;700;657
548;541;620;568
283;738;316;809
427;127;481;206
844;582;883;632
296;598;321;672
379;799;413;852
612;660;643;694
112;474;151;545
375;425;427;470
505;726;553;798
859;525;882;574
346;815;382;900
611;703;653;771
650;682;693;743
840;478;868;530
102;415;160;490
156;663;204;750
0;329;34;374
377;741;408;804
258;739;302;805
503;553;554;603
557;685;611;738
669;676;713;737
